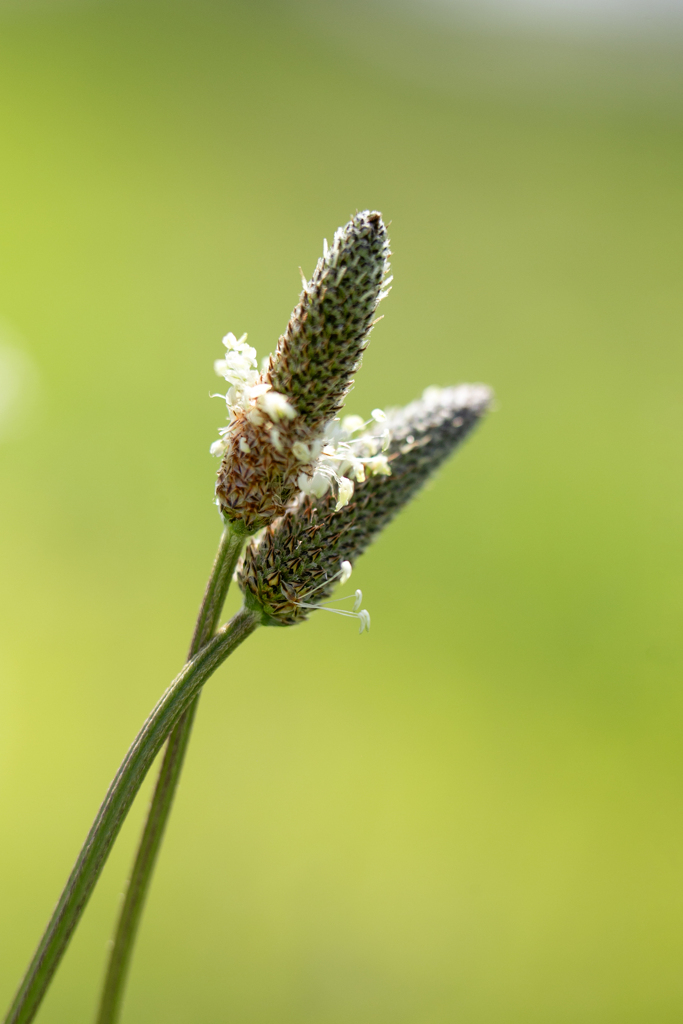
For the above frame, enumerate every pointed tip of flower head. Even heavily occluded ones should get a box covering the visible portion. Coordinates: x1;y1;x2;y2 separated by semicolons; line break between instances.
266;210;391;431
421;383;493;414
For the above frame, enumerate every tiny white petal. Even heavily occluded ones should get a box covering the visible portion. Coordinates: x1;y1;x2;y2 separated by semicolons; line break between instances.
209;439;226;457
260;390;296;422
239;438;251;454
309;472;332;498
246;407;265;426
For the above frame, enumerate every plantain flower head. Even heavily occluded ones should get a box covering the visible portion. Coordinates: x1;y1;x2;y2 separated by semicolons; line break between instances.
213;211;391;534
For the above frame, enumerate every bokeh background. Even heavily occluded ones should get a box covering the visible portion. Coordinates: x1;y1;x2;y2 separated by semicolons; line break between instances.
1;0;683;1021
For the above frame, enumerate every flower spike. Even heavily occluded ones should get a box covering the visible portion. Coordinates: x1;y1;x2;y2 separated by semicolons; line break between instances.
238;383;492;626
213;211;391;534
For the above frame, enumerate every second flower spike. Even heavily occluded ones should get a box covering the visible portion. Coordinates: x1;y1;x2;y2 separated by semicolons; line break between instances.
215;211;391;534
238;383;492;627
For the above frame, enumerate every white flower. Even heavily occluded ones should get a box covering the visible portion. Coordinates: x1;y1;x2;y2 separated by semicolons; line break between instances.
293;406;393;508
214;333;258;387
212;330;272;451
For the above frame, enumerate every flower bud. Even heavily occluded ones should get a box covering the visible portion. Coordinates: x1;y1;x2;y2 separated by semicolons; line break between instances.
238;384;492;625
215;211;391;534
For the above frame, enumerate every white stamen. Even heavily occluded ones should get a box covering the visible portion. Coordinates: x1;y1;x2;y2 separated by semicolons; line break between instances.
296;599;371;634
339;560;353;585
335;476;354;511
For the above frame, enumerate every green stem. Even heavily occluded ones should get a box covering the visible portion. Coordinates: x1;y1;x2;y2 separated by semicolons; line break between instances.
95;524;246;1024
2;606;260;1024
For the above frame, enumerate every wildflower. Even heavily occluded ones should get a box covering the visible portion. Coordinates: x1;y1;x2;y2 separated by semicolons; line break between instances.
238;383;492;626
214;211;391;534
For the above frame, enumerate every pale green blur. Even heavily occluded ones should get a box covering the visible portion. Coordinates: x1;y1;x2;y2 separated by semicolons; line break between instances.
1;2;682;1021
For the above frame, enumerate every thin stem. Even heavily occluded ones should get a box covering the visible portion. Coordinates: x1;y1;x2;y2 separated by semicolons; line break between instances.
95;524;246;1024
2;606;260;1024
188;525;247;655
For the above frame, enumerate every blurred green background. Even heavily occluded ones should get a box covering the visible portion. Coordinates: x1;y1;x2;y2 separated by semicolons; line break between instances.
1;1;683;1021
